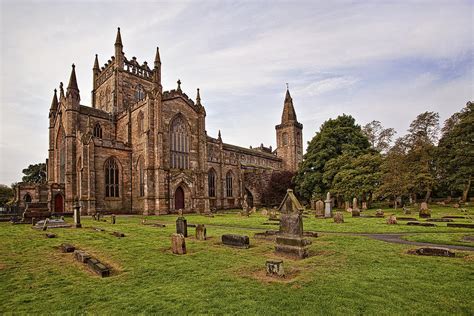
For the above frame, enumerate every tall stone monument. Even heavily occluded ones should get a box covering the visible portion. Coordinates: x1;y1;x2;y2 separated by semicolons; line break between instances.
324;192;333;218
73;201;82;228
176;209;188;237
275;189;311;259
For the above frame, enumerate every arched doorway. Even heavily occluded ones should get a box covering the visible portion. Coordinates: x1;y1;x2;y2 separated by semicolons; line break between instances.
24;193;32;204
54;194;64;213
174;187;185;211
245;188;254;208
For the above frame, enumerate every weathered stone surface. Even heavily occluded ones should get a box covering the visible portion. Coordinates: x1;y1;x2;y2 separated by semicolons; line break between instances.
375;209;384;217
152;223;166;228
171;233;186;254
45;233;56;238
303;231;318;238
324;192;333;218
315;200;324;217
266;259;285;277
222;234;250;249
74;250;91;263
420;202;429;211
442;216;466;219
407;222;436;227
397;217;418;221
386;215;397;225
87;258;110;277
275;237;310;259
60;243;75;253
111;231;125;237
73;204;82;228
447;223;474;229
408;247;455;257
279;213;303;236
351;209;360;217
33;219;71;230
333;212;344;223
419;208;431;218
426;218;453;222
176;217;188;237
195;224;207;240
362;202;367;210
276;236;312;247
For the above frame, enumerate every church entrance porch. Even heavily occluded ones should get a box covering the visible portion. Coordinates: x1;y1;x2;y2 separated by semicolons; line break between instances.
54;194;64;212
174;187;185;210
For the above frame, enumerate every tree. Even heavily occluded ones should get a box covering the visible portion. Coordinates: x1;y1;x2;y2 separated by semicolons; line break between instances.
362;120;396;153
375;138;411;208
294;114;371;201
437;102;474;202
22;163;46;183
260;171;296;207
0;184;14;207
407;111;440;145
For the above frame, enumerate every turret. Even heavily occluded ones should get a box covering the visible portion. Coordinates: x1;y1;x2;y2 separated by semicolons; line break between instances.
49;89;58;118
153;46;161;87
92;54;100;108
275;86;303;172
66;64;80;102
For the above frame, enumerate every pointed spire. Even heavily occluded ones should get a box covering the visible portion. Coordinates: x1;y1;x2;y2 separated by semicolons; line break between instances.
93;54;100;70
50;89;58;112
218;130;222;142
196;88;201;105
154;47;161;67
59;82;65;99
115;27;122;47
66;64;80;100
281;85;297;123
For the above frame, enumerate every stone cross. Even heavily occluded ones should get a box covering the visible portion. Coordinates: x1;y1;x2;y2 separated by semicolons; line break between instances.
324;192;332;218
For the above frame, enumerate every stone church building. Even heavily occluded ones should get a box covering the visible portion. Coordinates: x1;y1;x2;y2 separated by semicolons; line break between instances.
16;28;303;214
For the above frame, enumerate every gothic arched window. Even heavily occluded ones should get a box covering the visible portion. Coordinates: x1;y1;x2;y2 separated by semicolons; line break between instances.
170;115;189;169
138;157;145;197
225;171;233;197
24;193;32;203
135;85;145;102
208;169;216;198
93;123;103;138
105;157;120;197
56;127;66;183
137;111;144;134
282;132;288;146
296;132;301;146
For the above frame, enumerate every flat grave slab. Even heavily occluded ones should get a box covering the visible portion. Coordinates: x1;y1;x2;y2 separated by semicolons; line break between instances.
447;223;474;229
407;222;436;227
222;234;250;249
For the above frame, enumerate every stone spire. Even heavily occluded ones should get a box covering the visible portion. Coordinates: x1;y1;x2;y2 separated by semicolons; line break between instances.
281;87;297;123
196;88;201;105
50;89;58;112
115;27;123;47
66;64;80;100
217;130;222;142
59;82;65;99
154;47;161;67
93;54;100;70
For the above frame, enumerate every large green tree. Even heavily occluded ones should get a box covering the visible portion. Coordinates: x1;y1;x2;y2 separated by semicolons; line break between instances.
0;184;14;207
22;163;47;184
294;114;371;201
362;120;396;153
437;102;474;202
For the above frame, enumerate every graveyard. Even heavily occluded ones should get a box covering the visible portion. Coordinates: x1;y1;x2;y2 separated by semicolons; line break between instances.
1;204;473;314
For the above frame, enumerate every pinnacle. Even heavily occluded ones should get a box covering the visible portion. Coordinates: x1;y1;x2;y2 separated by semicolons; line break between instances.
115;27;122;46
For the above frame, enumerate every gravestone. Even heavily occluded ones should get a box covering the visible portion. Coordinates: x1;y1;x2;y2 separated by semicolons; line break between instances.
222;234;250;248
195;224;207;240
375;209;384;217
352;197;360;214
74;250;91;263
407;222;435;227
419;202;431;218
45;233;56;238
261;208;268;216
73;202;82;228
345;201;350;210
315;200;324;217
324;192;333;218
408;247;455;257
266;259;285;277
386;215;397;225
351;208;360;217
352;197;358;210
362;202;367;210
333;212;344;223
176;210;188;237
241;194;251;217
111;214;116;224
275;189;311;259
42;218;50;231
87;257;111;277
171;233;186;254
111;231;125;237
60;243;75;253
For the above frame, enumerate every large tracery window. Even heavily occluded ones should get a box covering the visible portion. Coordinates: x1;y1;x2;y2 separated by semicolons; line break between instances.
105;157;120;197
170;115;189;169
208;169;216;197
93;123;103;138
226;171;233;197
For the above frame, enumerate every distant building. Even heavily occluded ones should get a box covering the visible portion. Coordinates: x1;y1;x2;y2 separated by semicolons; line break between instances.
15;28;303;214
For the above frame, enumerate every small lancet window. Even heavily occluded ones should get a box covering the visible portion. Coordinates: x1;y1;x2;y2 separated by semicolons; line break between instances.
135;85;145;102
93;123;103;138
105;157;120;197
226;171;233;197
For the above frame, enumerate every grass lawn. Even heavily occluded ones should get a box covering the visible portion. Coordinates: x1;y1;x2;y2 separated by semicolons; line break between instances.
0;205;473;314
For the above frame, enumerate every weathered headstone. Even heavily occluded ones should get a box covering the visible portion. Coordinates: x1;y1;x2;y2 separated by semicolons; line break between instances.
171;233;186;254
45;233;56;238
375;209;384;217
362;202;367;210
419;202;431;218
275;189;311;259
87;258;111;277
333;212;344;224
111;231;125;237
324;192;333;218
241;194;251;217
315;200;324;217
261;208;268;216
407;221;435;227
60;243;75;253
386;215;397;225
111;214;116;224
42;218;50;231
195;224;207;240
345;201;350;210
447;223;474;229
352;197;358;210
266;259;285;277
74;250;91;263
408;247;455;257
73;202;82;228
222;234;250;248
176;211;188;237
351;209;360;217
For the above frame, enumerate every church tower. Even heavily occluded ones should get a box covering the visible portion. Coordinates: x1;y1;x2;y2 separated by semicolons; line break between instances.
275;88;303;172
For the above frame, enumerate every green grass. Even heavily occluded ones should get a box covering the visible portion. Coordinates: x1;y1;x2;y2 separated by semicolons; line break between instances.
0;205;473;314
402;233;474;247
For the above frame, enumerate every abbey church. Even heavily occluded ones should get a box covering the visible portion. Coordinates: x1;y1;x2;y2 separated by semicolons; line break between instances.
16;28;303;214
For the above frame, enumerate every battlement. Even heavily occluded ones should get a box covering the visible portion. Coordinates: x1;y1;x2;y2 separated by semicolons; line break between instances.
123;56;153;81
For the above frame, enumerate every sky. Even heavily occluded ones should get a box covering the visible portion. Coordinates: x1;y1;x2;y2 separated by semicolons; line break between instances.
0;0;473;185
